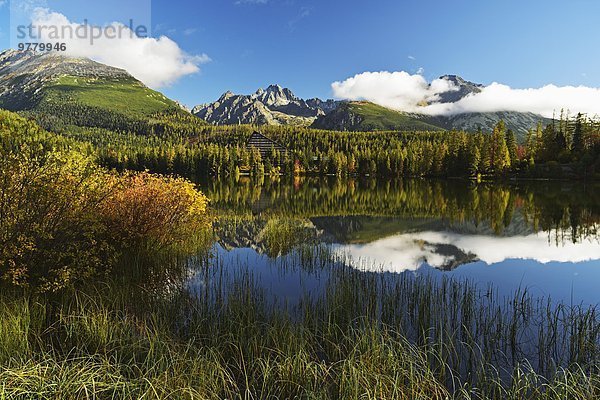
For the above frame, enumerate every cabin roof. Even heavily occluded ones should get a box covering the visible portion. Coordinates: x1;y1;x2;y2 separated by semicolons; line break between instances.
247;131;288;157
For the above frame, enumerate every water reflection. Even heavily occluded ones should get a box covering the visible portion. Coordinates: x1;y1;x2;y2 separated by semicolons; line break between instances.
197;177;600;304
188;245;330;308
336;230;600;273
435;259;600;305
202;176;599;245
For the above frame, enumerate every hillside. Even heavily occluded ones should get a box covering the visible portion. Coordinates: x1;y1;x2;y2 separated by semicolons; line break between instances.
312;101;549;139
311;101;445;131
0;50;189;130
443;111;550;136
40;75;178;117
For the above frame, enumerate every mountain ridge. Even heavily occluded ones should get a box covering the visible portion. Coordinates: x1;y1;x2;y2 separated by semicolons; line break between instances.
193;77;550;136
0;50;551;137
193;83;340;126
311;101;445;132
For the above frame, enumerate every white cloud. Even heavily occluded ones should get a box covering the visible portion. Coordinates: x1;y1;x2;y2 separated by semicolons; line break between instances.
408;55;416;61
332;71;600;118
332;71;457;111
335;231;600;274
11;0;47;13
30;9;210;88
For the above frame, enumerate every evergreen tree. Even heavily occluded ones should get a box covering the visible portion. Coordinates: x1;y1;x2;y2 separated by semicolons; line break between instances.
573;113;584;155
505;129;518;166
489;121;511;173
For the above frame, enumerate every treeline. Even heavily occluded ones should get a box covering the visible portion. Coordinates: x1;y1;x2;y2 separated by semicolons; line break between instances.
525;111;600;174
40;109;600;179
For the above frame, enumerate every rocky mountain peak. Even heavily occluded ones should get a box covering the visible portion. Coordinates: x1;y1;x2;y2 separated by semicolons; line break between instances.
266;84;282;91
256;84;299;107
193;84;340;126
435;74;484;104
439;75;481;87
0;50;139;111
219;91;235;101
1;50;129;76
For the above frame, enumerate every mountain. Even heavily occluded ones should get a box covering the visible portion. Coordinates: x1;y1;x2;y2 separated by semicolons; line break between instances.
0;52;548;137
443;111;550;135
0;50;180;119
311;75;550;137
193;76;549;137
314;101;550;137
193;84;340;126
434;74;484;104
429;75;551;134
311;101;445;132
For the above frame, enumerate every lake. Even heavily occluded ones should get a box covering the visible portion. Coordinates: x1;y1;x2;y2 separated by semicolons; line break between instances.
193;177;599;308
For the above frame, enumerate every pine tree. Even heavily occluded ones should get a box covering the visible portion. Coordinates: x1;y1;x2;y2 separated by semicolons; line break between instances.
489;121;511;173
505;129;518;166
573;113;584;155
470;145;481;176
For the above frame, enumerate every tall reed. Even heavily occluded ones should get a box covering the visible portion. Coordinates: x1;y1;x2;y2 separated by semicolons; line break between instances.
1;245;599;399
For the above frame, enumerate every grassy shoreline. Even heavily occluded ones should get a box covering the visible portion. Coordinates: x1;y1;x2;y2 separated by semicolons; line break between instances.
1;247;600;399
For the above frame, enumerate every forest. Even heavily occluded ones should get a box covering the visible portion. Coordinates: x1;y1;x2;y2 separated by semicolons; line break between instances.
41;107;600;180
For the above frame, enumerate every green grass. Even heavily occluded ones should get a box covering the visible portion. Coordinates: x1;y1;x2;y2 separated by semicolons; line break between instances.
41;76;179;118
1;246;600;399
347;101;445;131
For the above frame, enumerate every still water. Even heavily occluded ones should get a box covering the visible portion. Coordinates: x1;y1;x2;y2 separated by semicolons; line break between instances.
194;177;599;306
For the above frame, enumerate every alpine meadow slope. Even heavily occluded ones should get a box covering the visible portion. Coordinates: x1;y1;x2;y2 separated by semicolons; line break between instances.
0;50;197;132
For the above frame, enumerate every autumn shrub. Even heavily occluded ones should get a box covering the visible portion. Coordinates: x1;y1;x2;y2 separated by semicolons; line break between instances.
0;146;114;292
100;171;209;249
0;111;209;292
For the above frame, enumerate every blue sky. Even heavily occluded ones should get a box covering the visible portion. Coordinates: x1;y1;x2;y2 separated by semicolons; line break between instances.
1;0;600;109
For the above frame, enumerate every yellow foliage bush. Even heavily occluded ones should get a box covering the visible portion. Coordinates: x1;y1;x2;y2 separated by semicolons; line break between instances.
0;148;114;292
0;111;210;292
100;171;209;251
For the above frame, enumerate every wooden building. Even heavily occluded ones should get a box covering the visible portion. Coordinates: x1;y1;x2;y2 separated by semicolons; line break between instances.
247;131;289;159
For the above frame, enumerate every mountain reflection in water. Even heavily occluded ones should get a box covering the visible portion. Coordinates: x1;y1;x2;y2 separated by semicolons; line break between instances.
195;176;600;304
335;230;600;273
